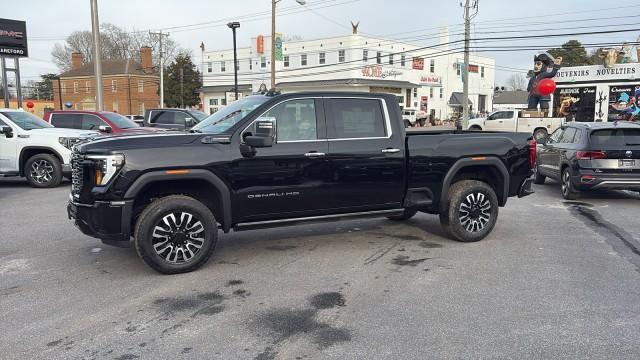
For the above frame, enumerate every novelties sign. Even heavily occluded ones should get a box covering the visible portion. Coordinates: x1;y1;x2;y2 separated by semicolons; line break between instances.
554;64;640;83
0;18;28;57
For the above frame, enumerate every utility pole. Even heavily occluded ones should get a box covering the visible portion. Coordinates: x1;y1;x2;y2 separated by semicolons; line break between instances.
90;0;104;111
180;67;184;108
460;0;478;131
227;22;240;100
150;30;170;107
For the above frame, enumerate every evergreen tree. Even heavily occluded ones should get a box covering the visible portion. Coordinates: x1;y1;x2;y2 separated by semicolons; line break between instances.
163;53;202;108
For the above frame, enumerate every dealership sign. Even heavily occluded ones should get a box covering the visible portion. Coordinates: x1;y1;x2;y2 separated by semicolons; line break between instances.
0;18;28;57
361;65;402;79
420;75;441;86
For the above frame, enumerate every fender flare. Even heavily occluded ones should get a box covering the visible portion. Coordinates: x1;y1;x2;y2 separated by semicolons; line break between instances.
19;146;65;176
124;169;233;232
440;157;510;212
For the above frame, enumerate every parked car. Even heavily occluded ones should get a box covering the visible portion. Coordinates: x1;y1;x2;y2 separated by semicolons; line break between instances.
468;109;565;142
125;114;145;126
143;108;208;130
534;121;640;199
68;92;535;274
44;111;164;135
0;109;96;187
402;109;427;128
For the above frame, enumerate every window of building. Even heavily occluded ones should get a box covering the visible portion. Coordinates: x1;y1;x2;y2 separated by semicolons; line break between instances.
327;99;386;139
338;50;345;63
209;98;218;106
401;54;406;67
220;61;226;72
456;63;461;76
319;52;326;65
413;88;417;98
261;57;267;68
481;66;485;78
301;54;308;66
207;62;212;73
61;82;66;94
430;87;434;99
85;81;90;94
135;80;142;93
261;99;318;141
249;59;253;70
111;102;119;113
73;81;78;94
430;59;435;73
388;54;393;65
284;55;290;67
111;80;117;93
376;51;382;64
139;102;145;115
440;88;444;99
221;98;227;106
363;49;368;62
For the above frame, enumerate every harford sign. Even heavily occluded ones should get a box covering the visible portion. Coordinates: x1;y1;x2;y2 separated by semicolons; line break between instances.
361;65;402;79
0;18;28;57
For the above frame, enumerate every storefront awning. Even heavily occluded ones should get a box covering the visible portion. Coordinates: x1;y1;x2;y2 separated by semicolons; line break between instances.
448;92;473;106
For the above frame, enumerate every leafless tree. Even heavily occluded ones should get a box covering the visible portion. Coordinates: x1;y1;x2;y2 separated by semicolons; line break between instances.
51;23;183;71
506;73;528;91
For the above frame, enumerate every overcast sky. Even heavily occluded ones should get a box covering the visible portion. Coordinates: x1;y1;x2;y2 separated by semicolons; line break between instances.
3;0;639;86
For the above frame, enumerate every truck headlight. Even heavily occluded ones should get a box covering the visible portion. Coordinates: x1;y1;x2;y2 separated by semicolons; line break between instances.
58;137;80;150
87;154;125;186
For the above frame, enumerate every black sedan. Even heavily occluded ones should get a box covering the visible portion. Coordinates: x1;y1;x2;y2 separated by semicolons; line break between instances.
533;121;640;199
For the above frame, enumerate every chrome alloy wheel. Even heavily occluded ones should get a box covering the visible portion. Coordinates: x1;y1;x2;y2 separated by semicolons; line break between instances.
458;192;492;233
29;160;54;184
152;212;206;264
561;170;570;197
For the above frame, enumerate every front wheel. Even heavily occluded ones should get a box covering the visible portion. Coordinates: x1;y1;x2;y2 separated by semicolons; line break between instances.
134;195;218;274
439;180;499;242
24;154;62;188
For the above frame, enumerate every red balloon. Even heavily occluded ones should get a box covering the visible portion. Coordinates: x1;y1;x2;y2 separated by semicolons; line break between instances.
537;78;556;96
26;101;34;109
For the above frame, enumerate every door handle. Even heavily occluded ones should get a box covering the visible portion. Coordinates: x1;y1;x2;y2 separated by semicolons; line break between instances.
304;152;326;157
381;148;400;153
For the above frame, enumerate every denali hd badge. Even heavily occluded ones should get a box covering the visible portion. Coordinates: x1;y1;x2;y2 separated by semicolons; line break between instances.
248;191;300;199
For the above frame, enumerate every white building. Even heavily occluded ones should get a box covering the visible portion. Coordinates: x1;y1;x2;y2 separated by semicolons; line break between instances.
199;31;496;120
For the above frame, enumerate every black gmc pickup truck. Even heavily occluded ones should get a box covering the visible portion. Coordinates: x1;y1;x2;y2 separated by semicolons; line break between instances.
68;92;535;274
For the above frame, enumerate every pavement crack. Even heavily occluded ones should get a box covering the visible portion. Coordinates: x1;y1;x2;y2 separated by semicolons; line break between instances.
364;240;401;265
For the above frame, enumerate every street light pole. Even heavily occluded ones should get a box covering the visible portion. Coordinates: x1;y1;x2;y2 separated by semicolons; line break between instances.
271;0;306;90
227;22;240;101
90;0;104;111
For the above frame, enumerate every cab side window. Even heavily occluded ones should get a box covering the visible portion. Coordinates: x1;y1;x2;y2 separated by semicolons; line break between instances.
261;99;318;142
327;98;386;139
81;115;107;130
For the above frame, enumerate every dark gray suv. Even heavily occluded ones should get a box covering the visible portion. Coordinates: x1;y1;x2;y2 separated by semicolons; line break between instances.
534;121;640;199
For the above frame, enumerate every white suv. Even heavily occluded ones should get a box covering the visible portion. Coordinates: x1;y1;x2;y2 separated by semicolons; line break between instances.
0;109;96;188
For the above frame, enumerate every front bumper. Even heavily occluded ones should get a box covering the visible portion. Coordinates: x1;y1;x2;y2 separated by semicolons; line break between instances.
67;197;134;247
574;171;640;191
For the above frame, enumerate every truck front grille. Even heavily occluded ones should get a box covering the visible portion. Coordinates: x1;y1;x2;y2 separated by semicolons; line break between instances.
70;152;84;198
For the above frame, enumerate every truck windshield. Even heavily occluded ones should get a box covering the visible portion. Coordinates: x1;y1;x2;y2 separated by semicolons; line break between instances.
0;111;53;130
101;112;140;129
188;110;208;121
191;96;270;134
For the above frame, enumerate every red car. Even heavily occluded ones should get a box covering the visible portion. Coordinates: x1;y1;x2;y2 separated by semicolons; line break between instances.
43;111;165;134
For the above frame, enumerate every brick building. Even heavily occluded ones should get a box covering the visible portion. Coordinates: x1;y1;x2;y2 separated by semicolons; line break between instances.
53;47;160;114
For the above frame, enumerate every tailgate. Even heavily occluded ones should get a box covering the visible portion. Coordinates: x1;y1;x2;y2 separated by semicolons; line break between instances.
585;128;640;172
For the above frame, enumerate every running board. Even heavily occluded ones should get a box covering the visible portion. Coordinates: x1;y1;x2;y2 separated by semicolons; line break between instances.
0;172;19;177
233;209;405;232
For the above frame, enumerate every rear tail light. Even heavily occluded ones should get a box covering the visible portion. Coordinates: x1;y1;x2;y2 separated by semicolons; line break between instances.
576;151;607;160
529;139;537;169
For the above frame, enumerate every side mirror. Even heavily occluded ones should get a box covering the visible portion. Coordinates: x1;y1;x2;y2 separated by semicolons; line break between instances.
98;125;113;133
245;135;274;148
185;117;195;128
0;125;14;138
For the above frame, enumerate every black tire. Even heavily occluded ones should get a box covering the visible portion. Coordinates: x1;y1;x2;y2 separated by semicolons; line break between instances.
533;161;546;185
469;126;482;131
387;209;418;221
561;167;578;200
24;154;62;188
134;195;218;274
439;180;499;243
533;128;548;143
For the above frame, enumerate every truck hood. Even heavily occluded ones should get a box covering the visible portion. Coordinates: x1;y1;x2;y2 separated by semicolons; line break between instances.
26;127;98;138
77;132;202;153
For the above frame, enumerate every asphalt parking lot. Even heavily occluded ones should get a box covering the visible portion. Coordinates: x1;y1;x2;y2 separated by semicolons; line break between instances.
1;178;639;359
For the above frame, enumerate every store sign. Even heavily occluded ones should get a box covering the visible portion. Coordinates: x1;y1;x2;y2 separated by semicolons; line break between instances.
412;57;424;70
552;86;596;122
420;75;441;86
468;64;479;73
555;64;640;83
256;35;265;54
361;65;402;79
608;85;640;121
0;18;28;57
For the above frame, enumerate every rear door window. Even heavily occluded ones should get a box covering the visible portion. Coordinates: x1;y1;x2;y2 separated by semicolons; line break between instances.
590;129;640;148
327;98;387;139
559;128;577;143
150;111;177;125
548;128;564;144
51;113;81;129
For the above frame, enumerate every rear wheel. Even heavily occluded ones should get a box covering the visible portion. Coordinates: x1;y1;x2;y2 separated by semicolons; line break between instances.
533;128;548;143
24;154;62;188
134;195;217;274
561;167;578;200
439;180;498;242
387;209;418;221
469;126;482;131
